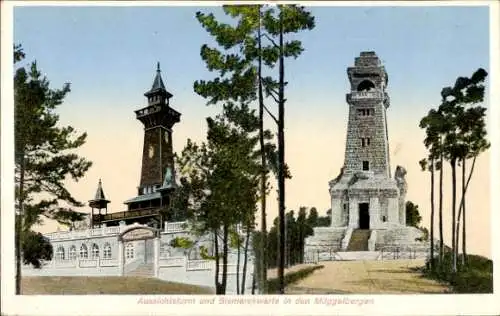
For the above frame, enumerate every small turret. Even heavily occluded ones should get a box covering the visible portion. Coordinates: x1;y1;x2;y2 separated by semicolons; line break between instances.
88;179;110;228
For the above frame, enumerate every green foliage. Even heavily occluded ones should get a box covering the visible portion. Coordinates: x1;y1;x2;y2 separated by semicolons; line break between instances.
424;252;492;293
169;237;194;249
266;265;324;293
419;68;489;273
260;206;326;269
405;201;422;227
14;45;92;228
21;230;53;268
199;245;216;260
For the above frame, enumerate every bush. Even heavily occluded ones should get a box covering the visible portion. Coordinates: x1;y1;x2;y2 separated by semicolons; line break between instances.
21;230;53;268
266;265;324;293
424;252;492;293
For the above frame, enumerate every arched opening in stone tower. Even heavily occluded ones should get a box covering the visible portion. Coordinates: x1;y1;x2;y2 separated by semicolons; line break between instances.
357;80;375;91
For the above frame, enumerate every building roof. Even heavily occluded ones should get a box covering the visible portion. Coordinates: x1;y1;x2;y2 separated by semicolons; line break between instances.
151;62;166;91
94;179;106;200
88;179;110;208
144;62;172;99
124;191;161;204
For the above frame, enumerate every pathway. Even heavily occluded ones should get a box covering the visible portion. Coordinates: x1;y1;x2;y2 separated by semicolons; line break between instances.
285;259;450;294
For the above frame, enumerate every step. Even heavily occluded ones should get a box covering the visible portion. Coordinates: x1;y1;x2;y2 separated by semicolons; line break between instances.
346;229;371;251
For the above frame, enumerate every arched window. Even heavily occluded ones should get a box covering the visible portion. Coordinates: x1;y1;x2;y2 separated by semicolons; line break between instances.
80;244;88;259
56;246;65;261
91;243;99;258
126;243;134;259
69;245;77;260
357;80;375;92
103;243;112;259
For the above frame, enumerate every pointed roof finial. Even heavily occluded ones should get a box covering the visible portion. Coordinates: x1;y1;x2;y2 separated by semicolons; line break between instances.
150;62;166;91
89;178;110;208
94;178;106;200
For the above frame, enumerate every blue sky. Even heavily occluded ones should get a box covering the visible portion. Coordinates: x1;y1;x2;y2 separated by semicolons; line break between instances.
14;6;489;116
12;4;492;257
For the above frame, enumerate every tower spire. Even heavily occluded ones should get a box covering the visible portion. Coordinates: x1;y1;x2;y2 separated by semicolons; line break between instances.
144;62;172;103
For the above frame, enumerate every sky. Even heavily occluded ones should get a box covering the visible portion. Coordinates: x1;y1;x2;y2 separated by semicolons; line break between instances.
8;4;494;258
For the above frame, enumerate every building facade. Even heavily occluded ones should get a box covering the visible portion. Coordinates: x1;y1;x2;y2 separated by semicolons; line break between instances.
24;64;254;294
329;51;407;230
304;52;424;256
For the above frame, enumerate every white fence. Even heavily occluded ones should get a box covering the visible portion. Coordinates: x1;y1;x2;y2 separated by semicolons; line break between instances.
378;243;434;260
40;258;119;268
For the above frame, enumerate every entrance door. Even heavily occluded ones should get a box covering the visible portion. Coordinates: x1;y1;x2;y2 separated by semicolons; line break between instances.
359;203;370;229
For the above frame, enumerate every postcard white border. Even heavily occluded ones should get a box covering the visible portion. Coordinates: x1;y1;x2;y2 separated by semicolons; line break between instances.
1;1;499;315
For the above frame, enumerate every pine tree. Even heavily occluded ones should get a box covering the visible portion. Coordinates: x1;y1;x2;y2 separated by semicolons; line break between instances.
14;45;92;294
194;5;314;293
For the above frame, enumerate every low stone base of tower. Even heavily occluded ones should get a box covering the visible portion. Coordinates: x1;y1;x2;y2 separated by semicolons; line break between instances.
304;227;347;253
304;225;428;262
374;225;426;250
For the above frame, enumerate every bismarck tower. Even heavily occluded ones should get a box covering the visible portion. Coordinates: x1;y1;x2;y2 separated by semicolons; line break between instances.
305;52;423;255
329;51;406;230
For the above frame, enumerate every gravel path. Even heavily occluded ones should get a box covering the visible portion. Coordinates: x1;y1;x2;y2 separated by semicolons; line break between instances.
285;259;450;294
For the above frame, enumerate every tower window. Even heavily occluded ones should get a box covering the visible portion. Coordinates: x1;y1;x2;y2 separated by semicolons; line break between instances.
362;161;369;171
361;138;371;147
357;80;375;91
357;108;374;117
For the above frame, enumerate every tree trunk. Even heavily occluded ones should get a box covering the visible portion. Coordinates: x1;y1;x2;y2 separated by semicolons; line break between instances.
430;157;435;270
16;151;26;295
277;12;286;295
213;229;223;294
439;146;444;264
455;158;464;267
462;158;467;266
451;159;457;274
241;224;251;294
456;155;476;267
236;229;241;294
257;5;268;295
221;224;229;294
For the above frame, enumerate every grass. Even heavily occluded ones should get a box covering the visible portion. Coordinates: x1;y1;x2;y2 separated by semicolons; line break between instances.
21;276;214;295
422;252;493;293
266;265;324;293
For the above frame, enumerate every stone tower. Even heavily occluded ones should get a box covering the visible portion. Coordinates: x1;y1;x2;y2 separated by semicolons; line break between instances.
135;63;181;196
329;52;406;230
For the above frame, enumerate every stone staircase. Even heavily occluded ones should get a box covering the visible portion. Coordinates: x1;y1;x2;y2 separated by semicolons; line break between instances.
127;263;154;277
347;229;371;251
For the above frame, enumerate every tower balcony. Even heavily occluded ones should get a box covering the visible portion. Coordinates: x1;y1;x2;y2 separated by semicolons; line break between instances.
346;91;384;103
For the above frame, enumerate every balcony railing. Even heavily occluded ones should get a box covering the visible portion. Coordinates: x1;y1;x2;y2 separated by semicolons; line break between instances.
93;208;160;222
346;91;384;103
44;221;189;241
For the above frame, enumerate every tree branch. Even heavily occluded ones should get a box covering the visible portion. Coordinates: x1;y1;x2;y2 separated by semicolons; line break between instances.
263;103;278;125
261;33;279;49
